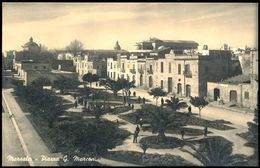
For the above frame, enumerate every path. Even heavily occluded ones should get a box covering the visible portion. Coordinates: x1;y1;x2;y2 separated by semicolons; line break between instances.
2;88;62;166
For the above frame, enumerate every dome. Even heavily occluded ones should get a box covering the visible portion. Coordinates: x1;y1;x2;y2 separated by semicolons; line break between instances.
114;41;121;50
23;37;39;48
22;37;41;52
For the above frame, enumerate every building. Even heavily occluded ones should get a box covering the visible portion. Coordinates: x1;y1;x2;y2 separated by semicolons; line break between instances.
74;41;128;78
18;60;77;86
136;37;199;53
107;45;233;97
207;49;258;109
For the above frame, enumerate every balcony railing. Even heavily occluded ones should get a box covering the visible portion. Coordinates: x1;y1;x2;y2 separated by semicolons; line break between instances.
183;70;192;78
147;69;153;74
138;69;144;74
130;69;136;74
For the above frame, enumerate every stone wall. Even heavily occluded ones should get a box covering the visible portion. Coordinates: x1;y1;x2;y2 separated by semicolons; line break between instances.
207;82;251;108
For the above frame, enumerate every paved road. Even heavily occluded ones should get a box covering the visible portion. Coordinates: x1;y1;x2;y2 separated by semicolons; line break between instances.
2;102;29;166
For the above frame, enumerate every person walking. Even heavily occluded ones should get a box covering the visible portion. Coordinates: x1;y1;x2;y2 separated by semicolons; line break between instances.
204;125;208;137
181;130;185;140
143;97;146;104
188;106;192;114
133;131;138;143
161;97;164;106
136;125;140;134
74;100;78;109
133;91;136;97
128;90;131;97
138;96;141;104
132;104;135;112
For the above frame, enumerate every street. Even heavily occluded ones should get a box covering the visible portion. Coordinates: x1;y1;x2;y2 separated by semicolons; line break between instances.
2;101;29;166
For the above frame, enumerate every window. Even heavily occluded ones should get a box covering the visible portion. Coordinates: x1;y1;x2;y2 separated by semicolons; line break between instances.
111;62;113;69
244;92;249;99
169;63;171;73
161;80;164;89
122;63;125;70
150;65;153;71
178;64;181;74
161;62;164;73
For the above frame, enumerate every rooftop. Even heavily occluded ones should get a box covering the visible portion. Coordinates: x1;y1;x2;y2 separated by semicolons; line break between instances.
221;75;251;84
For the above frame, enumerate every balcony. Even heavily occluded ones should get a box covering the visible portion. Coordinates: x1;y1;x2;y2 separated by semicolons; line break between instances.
183;70;192;78
130;69;136;74
147;69;153;74
138;69;144;74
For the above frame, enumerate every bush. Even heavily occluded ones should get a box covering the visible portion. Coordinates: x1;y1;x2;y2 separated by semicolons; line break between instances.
139;136;184;149
105;151;194;166
111;106;131;114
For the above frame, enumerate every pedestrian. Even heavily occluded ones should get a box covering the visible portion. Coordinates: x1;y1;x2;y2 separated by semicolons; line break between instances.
132;104;135;112
188;106;192;114
143;97;146;104
74;100;78;109
181;130;185;140
133;91;136;97
204;125;208;137
116;119;119;125
136;125;140;134
138;96;141;104
161;97;164;106
96;82;98;87
128;90;131;97
133;131;138;143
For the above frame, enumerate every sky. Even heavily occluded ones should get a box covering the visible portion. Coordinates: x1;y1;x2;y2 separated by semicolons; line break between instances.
2;3;258;52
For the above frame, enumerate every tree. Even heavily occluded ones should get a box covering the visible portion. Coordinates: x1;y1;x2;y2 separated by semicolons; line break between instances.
181;137;248;166
165;96;188;112
66;40;84;57
190;96;209;118
149;87;167;106
140;143;148;154
100;78;123;97
89;102;105;120
53;76;80;94
30;77;51;89
119;78;135;95
79;86;92;99
147;105;191;142
82;73;99;87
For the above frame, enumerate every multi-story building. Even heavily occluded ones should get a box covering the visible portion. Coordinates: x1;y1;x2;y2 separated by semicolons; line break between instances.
107;46;233;98
250;50;258;108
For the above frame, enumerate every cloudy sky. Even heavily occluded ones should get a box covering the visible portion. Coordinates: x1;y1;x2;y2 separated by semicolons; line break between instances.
2;3;258;52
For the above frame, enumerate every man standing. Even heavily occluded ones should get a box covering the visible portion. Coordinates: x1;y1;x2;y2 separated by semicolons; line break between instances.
188;106;192;114
138;96;141;104
161;97;164;106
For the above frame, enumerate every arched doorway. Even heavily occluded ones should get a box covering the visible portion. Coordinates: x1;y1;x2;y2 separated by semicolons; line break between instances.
214;88;220;101
230;90;237;102
177;83;182;95
140;75;143;86
149;76;153;88
186;85;191;97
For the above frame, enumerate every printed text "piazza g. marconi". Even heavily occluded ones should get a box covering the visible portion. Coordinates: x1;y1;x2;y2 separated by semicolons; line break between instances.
7;155;97;162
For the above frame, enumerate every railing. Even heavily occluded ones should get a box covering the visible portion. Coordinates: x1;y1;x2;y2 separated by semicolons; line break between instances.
130;69;136;74
147;69;153;74
183;70;192;78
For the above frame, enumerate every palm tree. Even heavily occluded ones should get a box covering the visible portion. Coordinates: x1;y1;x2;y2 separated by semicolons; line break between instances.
190;96;209;118
181;137;248;166
165;96;188;112
149;87;167;106
149;105;191;142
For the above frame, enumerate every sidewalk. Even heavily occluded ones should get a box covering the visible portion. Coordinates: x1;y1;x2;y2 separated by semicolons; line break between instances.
208;101;254;114
2;88;62;166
